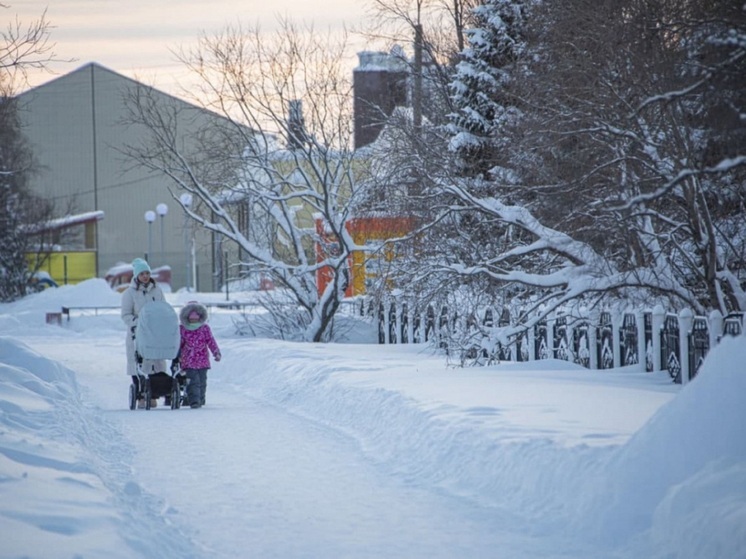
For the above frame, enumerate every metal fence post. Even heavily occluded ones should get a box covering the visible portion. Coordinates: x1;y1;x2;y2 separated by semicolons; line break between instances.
588;308;599;369
383;299;391;344
636;309;646;372
679;308;694;385
709;309;723;347
652;305;665;372
612;307;623;369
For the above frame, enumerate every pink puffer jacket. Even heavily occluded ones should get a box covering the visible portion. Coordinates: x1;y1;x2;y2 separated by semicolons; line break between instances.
179;324;220;369
178;301;220;369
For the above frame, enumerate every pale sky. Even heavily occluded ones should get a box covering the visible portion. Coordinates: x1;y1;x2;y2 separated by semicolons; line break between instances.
9;0;372;95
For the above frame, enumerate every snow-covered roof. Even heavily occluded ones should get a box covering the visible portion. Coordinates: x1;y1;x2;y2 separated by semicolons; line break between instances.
22;211;105;235
354;49;408;73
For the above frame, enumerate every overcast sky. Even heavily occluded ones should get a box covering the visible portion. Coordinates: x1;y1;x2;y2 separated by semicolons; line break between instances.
9;1;370;95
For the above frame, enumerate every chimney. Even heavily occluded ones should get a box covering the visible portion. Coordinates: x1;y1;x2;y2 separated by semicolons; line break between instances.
353;49;409;150
287;99;306;150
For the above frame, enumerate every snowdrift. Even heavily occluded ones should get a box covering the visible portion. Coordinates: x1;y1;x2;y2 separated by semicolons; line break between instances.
580;335;746;556
0;337;194;558
226;337;746;558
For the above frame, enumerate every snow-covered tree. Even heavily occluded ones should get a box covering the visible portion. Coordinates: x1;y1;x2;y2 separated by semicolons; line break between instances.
508;0;746;315
0;6;59;301
447;0;526;177
123;20;369;342
373;0;745;341
0;95;32;301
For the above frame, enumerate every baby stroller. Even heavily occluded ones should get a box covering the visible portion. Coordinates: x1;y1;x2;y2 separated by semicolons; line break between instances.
128;300;185;410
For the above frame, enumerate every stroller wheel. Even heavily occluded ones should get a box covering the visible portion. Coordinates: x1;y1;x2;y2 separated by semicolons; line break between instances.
170;380;181;409
128;383;138;410
144;381;153;410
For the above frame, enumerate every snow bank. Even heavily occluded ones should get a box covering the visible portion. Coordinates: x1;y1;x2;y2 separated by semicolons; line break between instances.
0;337;194;558
7;278;122;313
579;335;746;557
227;342;615;537
227;336;746;558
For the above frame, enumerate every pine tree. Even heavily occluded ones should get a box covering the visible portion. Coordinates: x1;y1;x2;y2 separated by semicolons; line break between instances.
447;0;526;178
0;95;34;301
1;7;64;301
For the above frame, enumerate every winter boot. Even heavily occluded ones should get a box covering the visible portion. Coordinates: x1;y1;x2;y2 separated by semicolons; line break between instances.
150;399;158;408
137;398;146;409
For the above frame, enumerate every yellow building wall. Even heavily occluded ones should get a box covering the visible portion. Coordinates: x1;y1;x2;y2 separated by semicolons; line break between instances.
348;217;413;296
28;251;98;285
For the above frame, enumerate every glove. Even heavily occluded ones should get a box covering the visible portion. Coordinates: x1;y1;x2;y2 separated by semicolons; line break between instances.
214;352;221;362
170;360;180;374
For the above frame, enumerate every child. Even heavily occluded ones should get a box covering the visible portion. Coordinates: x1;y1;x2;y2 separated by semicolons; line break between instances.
177;301;221;408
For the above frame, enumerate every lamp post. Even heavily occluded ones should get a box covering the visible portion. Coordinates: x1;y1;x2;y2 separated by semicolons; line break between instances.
144;210;156;261
156;202;168;266
179;193;193;291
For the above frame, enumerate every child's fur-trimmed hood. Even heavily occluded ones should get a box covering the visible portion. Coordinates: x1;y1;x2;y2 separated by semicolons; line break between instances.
179;301;208;329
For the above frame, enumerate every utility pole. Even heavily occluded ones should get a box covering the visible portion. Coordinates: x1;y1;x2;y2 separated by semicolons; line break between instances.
413;23;423;137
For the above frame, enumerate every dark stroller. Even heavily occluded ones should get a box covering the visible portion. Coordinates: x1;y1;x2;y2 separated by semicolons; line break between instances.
128;300;185;410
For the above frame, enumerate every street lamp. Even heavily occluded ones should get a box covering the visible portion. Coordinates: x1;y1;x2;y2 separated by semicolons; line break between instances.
144;210;156;261
156;202;168;265
179;193;193;291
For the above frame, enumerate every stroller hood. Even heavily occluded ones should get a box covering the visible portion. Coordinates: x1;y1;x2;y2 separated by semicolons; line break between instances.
135;301;180;360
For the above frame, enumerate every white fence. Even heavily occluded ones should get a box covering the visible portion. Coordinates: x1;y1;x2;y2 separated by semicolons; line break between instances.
368;299;744;383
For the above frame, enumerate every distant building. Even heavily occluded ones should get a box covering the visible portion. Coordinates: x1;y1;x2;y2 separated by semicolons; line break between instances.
18;55;429;294
353;45;446;151
25;210;104;286
353;50;409;150
17;63;234;291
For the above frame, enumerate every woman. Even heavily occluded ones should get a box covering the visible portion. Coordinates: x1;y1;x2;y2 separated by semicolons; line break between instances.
121;258;166;408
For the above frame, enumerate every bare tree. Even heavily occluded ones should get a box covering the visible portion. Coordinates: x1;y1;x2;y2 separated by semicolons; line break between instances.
358;0;482;127
362;0;480;61
0;5;58;92
123;20;372;342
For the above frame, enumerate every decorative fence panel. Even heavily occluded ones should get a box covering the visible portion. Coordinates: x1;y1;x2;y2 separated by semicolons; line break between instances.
620;313;639;367
368;298;744;384
597;311;614;370
553;315;570;361
660;314;681;382
688;316;709;380
572;321;590;368
535;319;549;361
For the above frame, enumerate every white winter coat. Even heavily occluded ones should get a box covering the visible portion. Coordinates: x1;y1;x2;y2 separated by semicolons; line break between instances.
121;277;166;376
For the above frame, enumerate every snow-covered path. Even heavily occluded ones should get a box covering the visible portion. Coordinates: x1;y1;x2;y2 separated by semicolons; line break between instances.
26;335;593;559
5;281;744;559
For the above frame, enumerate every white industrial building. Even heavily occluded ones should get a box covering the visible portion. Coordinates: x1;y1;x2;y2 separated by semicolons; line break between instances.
18;62;234;291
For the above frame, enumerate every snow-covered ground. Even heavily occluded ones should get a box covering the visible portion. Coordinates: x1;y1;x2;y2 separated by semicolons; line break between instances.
1;279;744;558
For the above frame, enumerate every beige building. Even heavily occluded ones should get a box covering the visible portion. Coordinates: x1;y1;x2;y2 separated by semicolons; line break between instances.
18;62;230;291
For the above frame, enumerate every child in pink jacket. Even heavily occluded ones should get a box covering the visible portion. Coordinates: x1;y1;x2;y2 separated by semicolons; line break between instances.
177;301;221;408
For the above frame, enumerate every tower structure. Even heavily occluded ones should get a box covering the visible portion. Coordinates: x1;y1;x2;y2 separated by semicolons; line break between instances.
353;50;408;150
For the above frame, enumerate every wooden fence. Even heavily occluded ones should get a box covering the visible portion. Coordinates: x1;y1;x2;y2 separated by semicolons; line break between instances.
365;299;744;384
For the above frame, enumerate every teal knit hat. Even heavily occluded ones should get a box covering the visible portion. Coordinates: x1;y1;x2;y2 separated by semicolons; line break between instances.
132;258;151;276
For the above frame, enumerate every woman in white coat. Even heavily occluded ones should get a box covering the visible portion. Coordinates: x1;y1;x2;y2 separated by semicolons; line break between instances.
121;258;166;407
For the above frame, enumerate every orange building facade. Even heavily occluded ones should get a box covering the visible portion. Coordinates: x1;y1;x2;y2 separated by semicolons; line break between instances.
315;215;413;297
